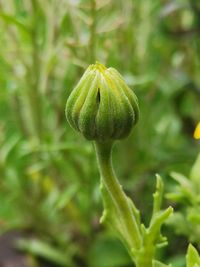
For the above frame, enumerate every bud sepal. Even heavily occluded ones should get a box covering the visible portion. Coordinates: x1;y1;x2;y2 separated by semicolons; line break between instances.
65;62;139;141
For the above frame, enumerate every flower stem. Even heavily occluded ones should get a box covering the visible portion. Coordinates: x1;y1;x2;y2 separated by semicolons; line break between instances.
94;141;142;250
135;249;154;267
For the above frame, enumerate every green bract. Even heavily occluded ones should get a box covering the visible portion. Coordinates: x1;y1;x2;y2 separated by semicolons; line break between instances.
65;62;139;141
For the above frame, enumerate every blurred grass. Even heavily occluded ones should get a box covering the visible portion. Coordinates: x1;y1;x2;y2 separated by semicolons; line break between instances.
0;0;200;266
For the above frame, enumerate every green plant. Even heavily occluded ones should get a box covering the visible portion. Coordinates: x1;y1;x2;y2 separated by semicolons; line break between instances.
166;124;200;250
1;1;200;266
65;62;200;267
0;1;103;264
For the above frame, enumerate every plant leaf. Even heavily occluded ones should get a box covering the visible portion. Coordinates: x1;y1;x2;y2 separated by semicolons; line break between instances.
153;260;172;267
186;244;200;267
190;153;200;193
0;12;30;33
100;180;133;252
17;238;71;266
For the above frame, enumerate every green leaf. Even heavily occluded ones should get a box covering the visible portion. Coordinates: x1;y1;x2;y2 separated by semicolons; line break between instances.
146;207;173;247
190;154;200;192
170;172;195;202
100;180;135;253
17;238;71;266
186;244;200;267
56;183;79;210
147;176;173;248
0;12;30;34
0;135;21;164
153;260;172;267
152;175;164;216
170;172;192;188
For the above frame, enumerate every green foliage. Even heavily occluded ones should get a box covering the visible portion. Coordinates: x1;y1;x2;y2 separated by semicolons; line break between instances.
17;238;73;266
100;173;173;266
186;244;200;267
0;0;200;266
93;137;174;267
167;153;200;248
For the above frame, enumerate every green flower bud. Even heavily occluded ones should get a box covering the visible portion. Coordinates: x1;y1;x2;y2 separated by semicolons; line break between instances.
65;62;139;141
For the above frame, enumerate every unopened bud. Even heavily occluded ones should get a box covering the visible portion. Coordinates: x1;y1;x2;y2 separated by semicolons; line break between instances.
65;62;139;141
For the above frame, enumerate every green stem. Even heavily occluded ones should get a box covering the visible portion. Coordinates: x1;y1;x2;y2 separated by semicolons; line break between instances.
135;248;154;267
29;0;43;141
94;141;142;250
89;0;97;63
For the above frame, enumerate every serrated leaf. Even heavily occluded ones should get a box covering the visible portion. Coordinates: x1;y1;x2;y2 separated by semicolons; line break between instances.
100;180;133;252
146;207;173;246
153;175;164;216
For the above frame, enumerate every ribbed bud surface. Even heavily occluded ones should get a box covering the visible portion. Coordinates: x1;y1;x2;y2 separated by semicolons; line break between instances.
65;62;139;141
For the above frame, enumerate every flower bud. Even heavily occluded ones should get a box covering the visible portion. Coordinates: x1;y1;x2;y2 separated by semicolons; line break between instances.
65;62;139;141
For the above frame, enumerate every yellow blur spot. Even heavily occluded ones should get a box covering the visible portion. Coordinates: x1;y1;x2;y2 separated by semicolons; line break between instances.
194;122;200;139
28;171;40;182
42;176;54;193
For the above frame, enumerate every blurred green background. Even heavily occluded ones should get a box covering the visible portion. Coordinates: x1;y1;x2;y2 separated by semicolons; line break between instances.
0;0;200;266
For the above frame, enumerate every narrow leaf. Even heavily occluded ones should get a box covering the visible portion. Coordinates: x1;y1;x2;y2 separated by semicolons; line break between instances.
0;12;30;34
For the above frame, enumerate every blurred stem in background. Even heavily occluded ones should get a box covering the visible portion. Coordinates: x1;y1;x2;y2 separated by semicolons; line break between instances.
89;0;97;63
29;0;43;141
189;0;200;69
